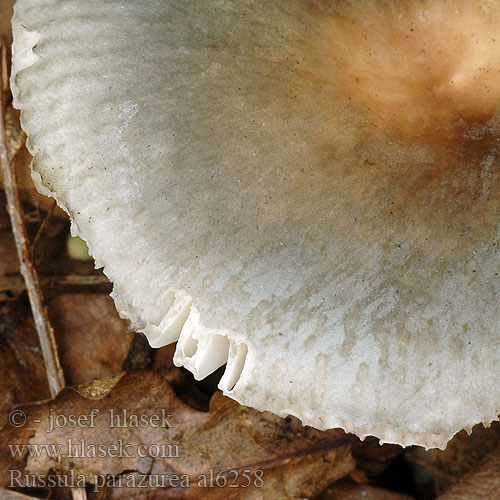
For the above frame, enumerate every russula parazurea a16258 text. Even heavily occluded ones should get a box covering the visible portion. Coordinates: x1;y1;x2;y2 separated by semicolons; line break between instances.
10;0;500;449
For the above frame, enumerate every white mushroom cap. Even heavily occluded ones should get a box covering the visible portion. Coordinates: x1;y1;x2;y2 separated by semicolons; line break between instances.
11;0;500;449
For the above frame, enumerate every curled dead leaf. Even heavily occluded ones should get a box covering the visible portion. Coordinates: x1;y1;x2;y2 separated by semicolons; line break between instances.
436;446;500;500
49;294;133;385
323;483;414;499
1;371;355;499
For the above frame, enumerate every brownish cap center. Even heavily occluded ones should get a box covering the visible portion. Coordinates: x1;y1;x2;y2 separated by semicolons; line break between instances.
318;1;500;162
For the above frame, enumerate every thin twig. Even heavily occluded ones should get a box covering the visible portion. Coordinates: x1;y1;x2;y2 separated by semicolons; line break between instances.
1;39;87;500
47;274;110;288
0;273;111;300
0;54;65;397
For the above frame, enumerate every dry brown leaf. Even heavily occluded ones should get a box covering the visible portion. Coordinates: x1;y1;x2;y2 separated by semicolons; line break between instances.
0;487;36;500
0;281;125;407
322;483;414;500
406;421;500;495
49;294;133;385
0;301;51;422
352;437;402;481
0;331;48;426
436;446;500;500
0;371;354;499
74;373;125;400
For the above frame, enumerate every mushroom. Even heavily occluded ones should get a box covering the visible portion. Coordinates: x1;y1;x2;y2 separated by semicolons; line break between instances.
10;0;500;449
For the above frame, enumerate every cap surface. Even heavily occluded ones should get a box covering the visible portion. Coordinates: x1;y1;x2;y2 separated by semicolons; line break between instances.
11;0;500;448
